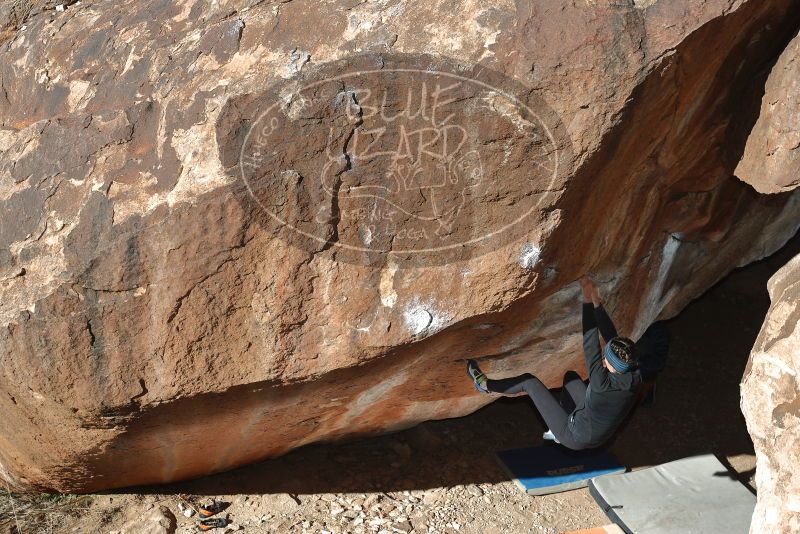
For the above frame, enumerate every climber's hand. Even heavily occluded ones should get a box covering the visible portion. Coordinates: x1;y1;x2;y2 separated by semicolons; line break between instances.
590;282;602;307
579;276;595;303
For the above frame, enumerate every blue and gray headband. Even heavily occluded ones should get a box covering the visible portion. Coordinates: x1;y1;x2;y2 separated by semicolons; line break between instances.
604;341;634;373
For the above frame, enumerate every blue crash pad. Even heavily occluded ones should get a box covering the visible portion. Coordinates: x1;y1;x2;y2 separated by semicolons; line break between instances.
495;445;626;495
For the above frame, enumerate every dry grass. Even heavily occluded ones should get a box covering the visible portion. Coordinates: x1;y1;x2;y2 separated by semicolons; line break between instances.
0;490;92;534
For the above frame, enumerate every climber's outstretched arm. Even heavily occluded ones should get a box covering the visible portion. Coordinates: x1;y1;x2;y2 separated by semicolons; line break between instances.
581;276;610;389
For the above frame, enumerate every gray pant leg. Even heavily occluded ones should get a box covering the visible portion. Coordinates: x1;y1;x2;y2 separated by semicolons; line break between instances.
563;372;587;408
487;373;585;450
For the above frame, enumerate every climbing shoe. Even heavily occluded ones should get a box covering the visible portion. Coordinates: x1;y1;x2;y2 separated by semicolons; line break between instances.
197;518;229;531
198;500;228;517
467;359;489;393
542;430;561;444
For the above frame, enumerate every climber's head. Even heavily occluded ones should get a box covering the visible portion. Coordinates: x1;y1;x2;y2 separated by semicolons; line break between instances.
603;337;638;373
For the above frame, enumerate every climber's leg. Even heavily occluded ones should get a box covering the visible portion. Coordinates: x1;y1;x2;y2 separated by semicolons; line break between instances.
561;370;587;412
486;373;585;450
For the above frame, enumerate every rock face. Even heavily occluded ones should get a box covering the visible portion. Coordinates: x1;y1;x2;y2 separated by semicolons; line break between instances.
741;254;800;534
737;25;800;534
736;31;800;194
1;0;799;492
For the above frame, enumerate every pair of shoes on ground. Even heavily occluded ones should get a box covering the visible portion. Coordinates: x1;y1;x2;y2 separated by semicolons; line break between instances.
196;501;230;531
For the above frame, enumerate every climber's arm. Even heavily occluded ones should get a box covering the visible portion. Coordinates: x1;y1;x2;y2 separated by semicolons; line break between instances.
588;279;618;341
593;305;618;342
581;277;609;387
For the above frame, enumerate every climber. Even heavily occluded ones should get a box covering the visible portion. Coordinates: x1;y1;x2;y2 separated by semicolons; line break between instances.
466;276;642;450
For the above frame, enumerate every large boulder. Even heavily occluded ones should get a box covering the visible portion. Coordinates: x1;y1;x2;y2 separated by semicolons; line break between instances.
0;0;799;492
738;28;800;534
741;254;800;533
736;30;800;194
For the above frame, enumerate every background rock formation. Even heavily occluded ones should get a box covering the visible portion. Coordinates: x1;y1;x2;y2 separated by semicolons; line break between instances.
741;254;800;534
737;26;800;534
0;0;799;493
736;31;800;194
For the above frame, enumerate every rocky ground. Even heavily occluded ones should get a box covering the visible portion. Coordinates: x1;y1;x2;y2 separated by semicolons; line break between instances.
4;234;798;534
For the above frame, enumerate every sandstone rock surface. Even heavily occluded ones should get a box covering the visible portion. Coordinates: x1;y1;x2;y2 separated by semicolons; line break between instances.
736;30;800;194
742;253;800;534
0;0;799;492
738;23;800;534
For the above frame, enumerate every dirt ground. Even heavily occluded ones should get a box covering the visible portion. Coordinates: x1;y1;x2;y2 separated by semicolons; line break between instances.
4;234;799;534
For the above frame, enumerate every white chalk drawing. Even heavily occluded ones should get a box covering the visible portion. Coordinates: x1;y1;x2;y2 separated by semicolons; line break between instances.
320;83;484;237
519;242;541;268
237;56;565;265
